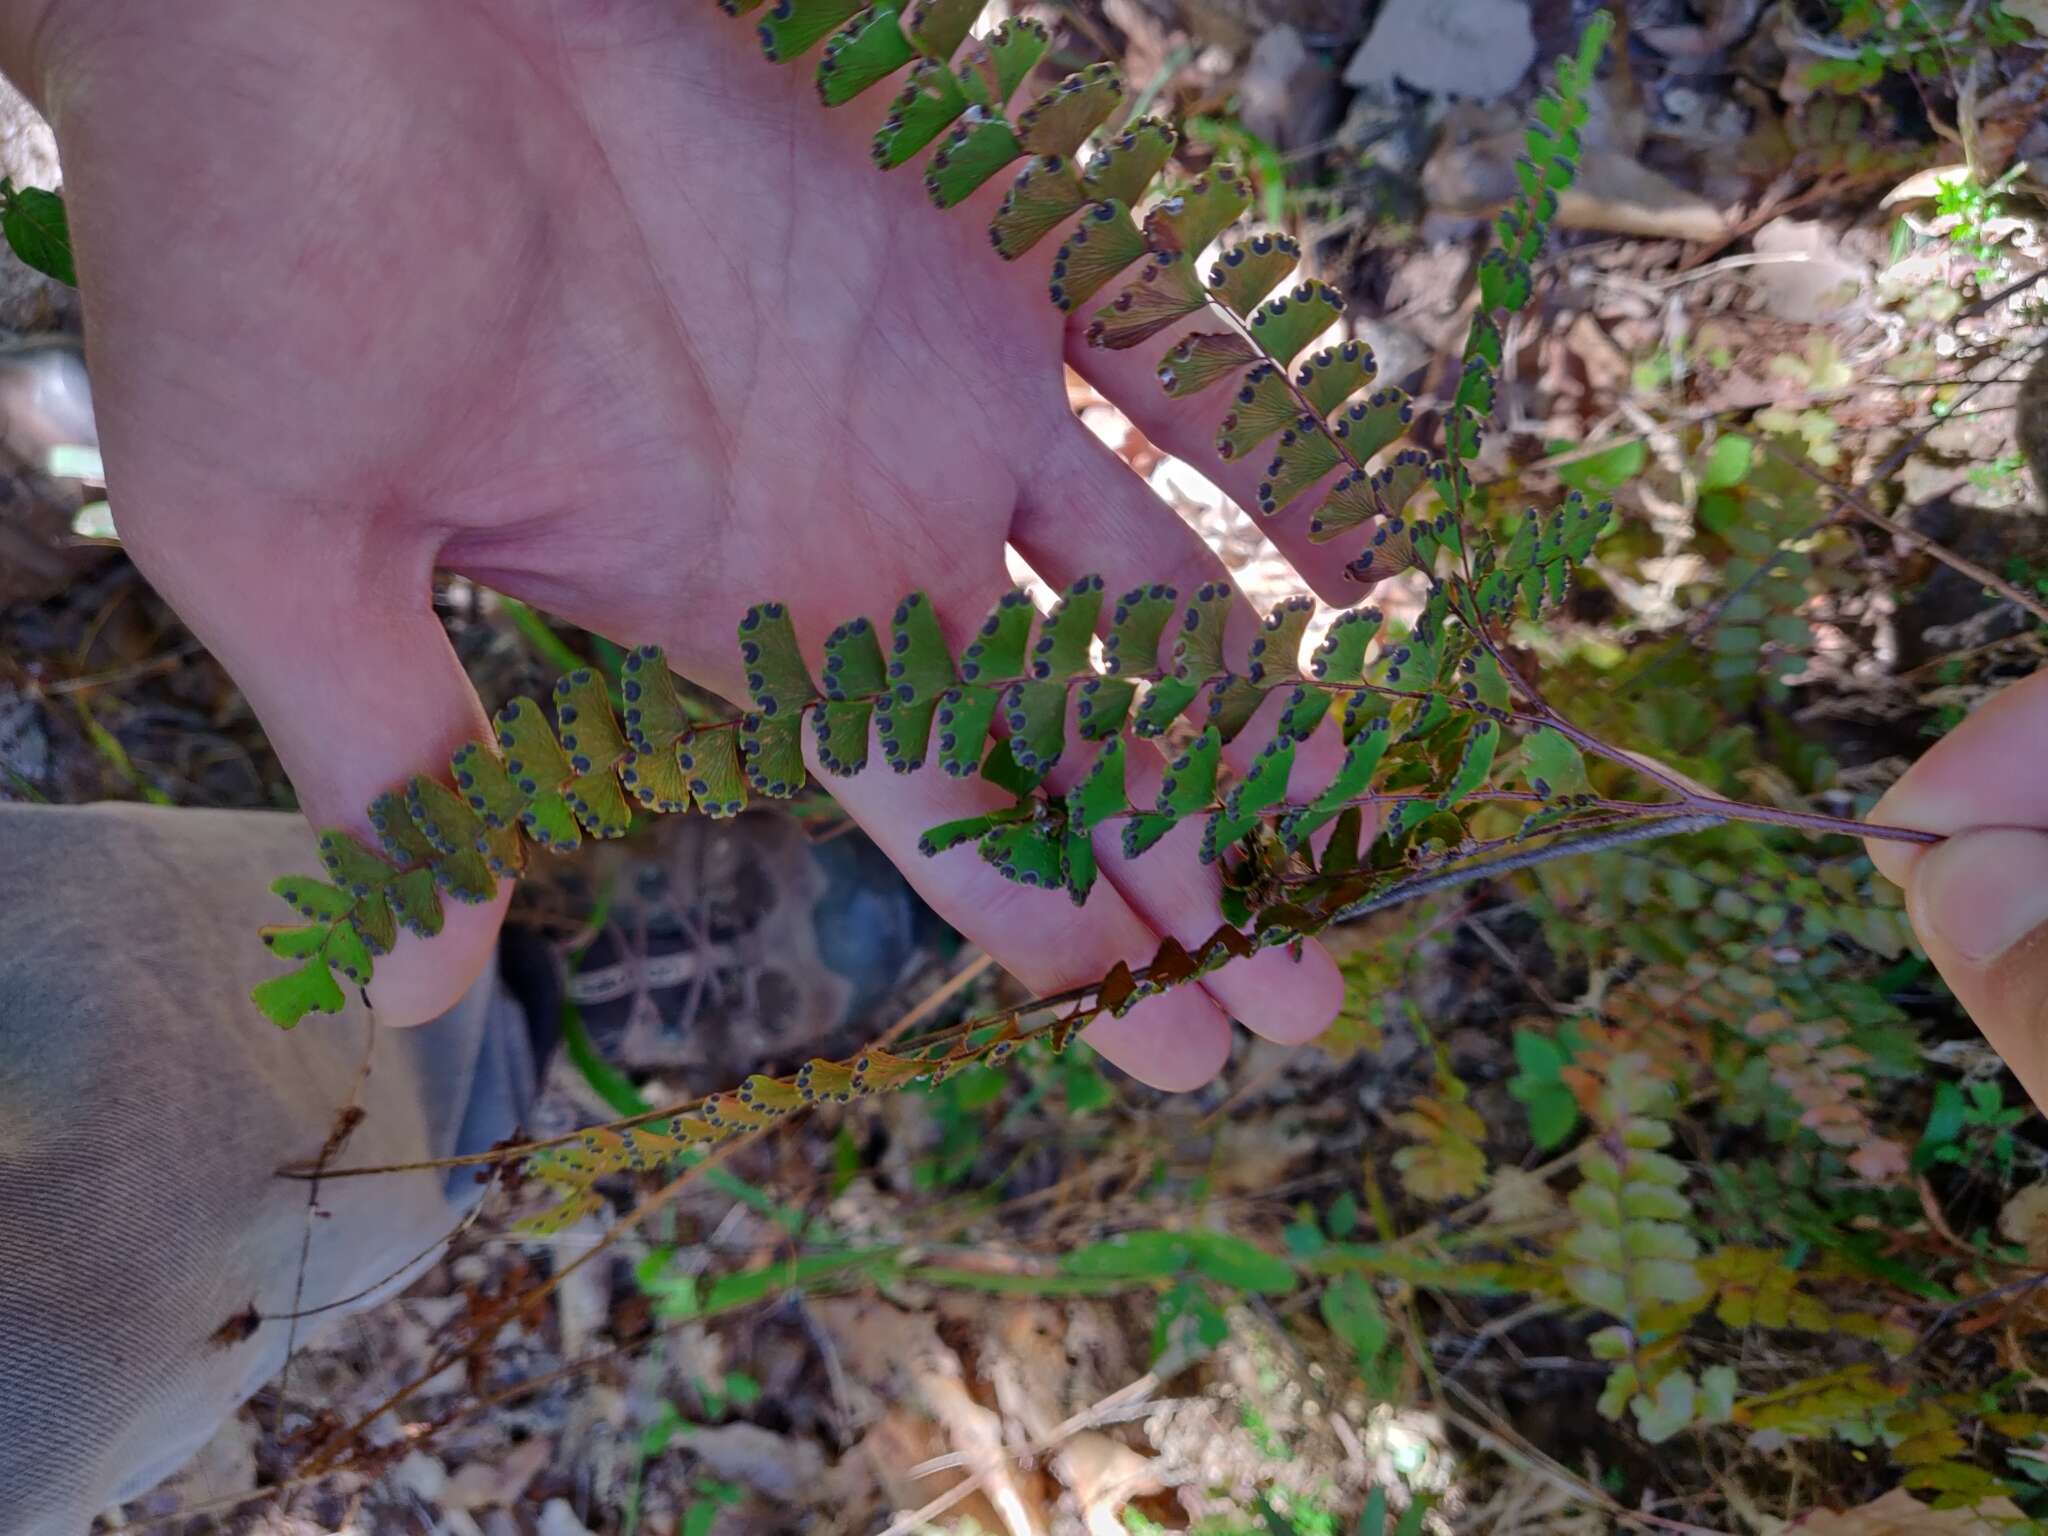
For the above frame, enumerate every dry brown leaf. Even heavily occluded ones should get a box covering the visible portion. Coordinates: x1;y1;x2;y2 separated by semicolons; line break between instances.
1790;1487;2029;1534
2000;1183;2048;1265
1848;1138;1910;1183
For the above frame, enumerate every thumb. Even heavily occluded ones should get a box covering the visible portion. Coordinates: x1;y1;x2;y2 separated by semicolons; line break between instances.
123;515;508;1027
1900;827;2048;1110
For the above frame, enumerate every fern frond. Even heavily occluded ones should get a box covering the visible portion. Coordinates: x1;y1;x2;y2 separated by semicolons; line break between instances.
254;530;1638;1027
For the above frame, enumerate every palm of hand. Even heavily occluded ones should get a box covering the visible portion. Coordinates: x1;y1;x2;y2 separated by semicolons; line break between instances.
43;0;1344;1082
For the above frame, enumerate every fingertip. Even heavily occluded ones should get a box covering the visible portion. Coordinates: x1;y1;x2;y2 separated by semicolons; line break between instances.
1864;781;1925;889
1904;826;2048;1110
1203;936;1347;1046
1085;990;1233;1090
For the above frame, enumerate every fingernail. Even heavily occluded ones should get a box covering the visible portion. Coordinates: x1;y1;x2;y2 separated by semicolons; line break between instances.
1913;827;2048;965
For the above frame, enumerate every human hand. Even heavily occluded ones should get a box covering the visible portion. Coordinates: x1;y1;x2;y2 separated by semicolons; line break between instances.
1868;669;2048;1111
11;0;1360;1084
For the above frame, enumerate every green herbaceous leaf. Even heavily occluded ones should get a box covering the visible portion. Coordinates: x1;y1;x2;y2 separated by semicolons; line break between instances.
1032;574;1105;677
553;669;626;777
1296;338;1375;417
1189;1232;1296;1293
1275;683;1333;742
389;867;445;937
1281;716;1390;848
1205;674;1268;743
350;896;395;959
1247;595;1314;685
876;591;955;769
816;3;913;105
549;760;626;843
902;0;981;60
1122;724;1220;858
1320;1272;1390;1366
1075;675;1136;740
1332;387;1414;462
354;895;395;963
1206;232;1300;318
1080;118;1176;206
813;700;874;775
978;819;1066;890
1508;1028;1579;1150
919;805;1030;855
1206;736;1295;859
1088;251;1208;350
1067;735;1128;831
1048;200;1146;312
1061;1229;1196;1279
936;685;1003;776
1306;468;1382;542
0;185;74;286
1003;679;1070;772
872;60;967;168
1014;64;1123;157
1216;364;1300;462
679;726;749;817
322;919;374;987
1142;169;1251;257
317;832;396;896
519;789;586;850
1247;279;1344;368
954;19;1046;109
1521;726;1591;800
1157;331;1261;397
1700;431;1755;490
1310;608;1383;685
272;876;356;925
756;0;865;62
450;742;527;829
1553;437;1645;497
821;616;888;697
1477;250;1531;312
989;155;1085;258
260;923;329;959
252;955;346;1027
738;602;816;716
1257;419;1343;514
1104;583;1177;676
925;108;1022;208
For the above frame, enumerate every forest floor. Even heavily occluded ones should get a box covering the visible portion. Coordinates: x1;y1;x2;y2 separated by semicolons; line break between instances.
5;2;2048;1534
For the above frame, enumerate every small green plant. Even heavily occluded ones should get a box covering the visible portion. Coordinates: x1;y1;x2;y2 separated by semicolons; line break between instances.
0;175;73;285
1800;1;2038;93
1915;1078;2030;1176
1930;164;2026;285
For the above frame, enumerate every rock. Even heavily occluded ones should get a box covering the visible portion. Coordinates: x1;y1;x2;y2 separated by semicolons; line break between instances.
1236;27;1337;154
537;1499;596;1536
1747;216;1869;324
1345;0;1536;102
